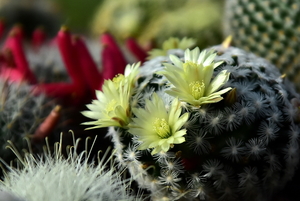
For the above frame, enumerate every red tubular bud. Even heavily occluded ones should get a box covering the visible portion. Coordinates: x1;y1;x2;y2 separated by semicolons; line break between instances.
32;82;86;106
101;45;118;85
0;68;25;82
33;83;76;98
0;52;4;64
33;105;61;141
100;33;127;75
4;31;37;84
32;27;46;49
72;36;102;91
126;38;147;63
0;19;5;40
9;25;24;41
57;26;86;86
2;49;16;67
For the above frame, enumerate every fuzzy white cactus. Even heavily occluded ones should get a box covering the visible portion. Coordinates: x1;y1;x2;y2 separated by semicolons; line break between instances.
0;133;143;201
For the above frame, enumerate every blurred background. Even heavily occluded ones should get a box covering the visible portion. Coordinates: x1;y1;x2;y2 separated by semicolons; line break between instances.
0;0;225;48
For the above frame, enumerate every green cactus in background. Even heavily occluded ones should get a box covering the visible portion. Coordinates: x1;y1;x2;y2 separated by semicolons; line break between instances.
91;0;186;38
83;42;300;200
91;0;224;48
223;0;300;90
138;0;224;49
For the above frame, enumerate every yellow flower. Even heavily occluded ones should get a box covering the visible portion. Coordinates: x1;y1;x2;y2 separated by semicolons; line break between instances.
159;47;232;107
123;62;141;87
148;37;196;59
81;63;140;129
128;93;189;155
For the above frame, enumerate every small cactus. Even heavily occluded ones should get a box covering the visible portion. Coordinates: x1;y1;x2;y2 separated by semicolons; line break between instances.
0;80;53;162
83;42;300;200
223;0;300;90
0;133;143;201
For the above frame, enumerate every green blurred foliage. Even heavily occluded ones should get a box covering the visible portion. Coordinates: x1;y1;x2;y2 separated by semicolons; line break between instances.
53;0;103;33
91;0;224;48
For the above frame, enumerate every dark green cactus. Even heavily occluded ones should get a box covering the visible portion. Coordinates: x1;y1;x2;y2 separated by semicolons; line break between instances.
223;0;300;90
83;43;300;200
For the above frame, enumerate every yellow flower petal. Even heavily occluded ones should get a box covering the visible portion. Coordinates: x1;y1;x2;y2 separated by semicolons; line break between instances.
82;63;140;129
160;47;231;107
128;93;188;155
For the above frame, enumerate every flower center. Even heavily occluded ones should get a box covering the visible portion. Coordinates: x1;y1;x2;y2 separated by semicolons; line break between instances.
153;118;171;138
112;74;125;87
189;80;205;100
106;99;117;113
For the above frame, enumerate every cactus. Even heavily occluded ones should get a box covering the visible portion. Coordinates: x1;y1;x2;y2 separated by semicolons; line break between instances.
0;133;143;201
0;80;54;162
223;0;300;90
82;42;300;200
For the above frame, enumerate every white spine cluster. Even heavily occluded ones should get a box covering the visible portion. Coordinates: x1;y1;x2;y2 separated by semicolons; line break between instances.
0;133;143;201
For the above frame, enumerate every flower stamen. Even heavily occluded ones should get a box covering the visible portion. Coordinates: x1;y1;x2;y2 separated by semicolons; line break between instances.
153;118;171;139
189;81;205;100
112;74;125;86
159;47;232;107
106;99;117;113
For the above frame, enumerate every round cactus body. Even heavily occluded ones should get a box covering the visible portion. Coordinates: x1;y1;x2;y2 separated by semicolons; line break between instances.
0;134;142;201
223;0;300;90
0;80;53;162
96;46;300;201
